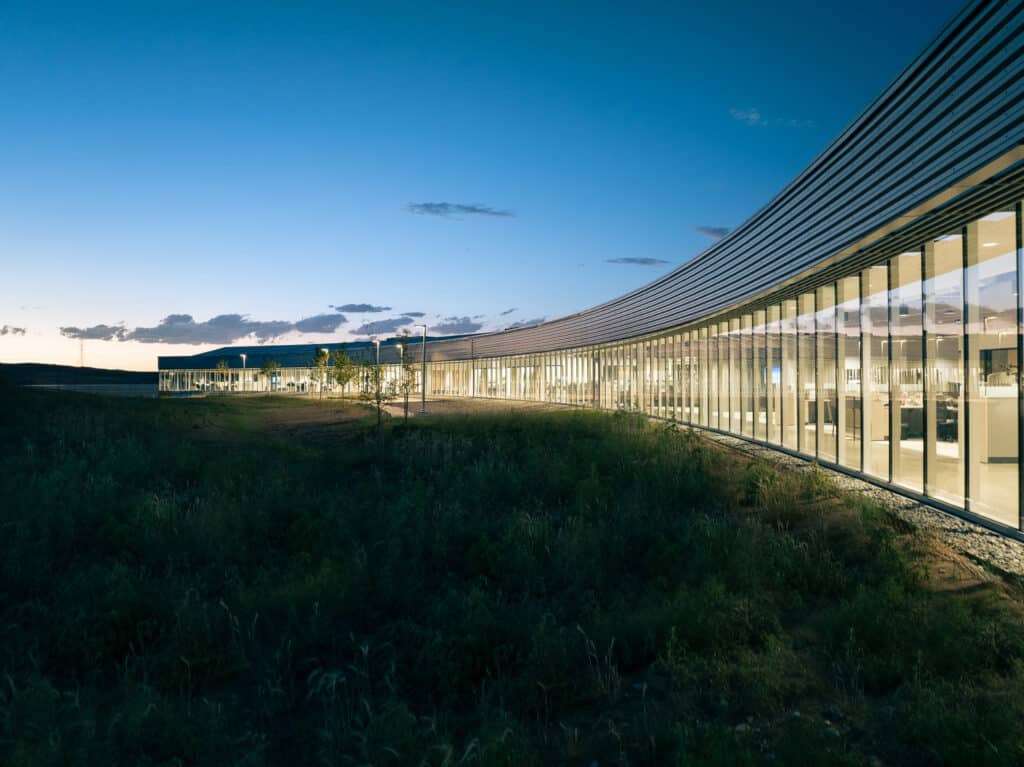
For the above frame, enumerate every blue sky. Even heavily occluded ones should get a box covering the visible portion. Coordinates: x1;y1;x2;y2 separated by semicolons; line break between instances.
0;0;965;369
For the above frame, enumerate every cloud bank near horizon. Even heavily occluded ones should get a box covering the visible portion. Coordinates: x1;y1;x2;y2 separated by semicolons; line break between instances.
331;303;390;313
430;316;483;334
60;312;348;345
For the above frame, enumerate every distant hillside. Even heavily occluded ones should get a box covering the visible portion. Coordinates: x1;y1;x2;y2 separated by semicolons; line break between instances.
0;363;157;386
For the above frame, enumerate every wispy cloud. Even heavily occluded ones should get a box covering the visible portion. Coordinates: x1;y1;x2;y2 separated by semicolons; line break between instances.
606;257;671;266
401;311;426;318
730;107;815;129
331;303;390;313
506;317;545;330
406;202;514;219
351;317;416;336
730;107;764;126
499;307;517;316
59;324;126;341
695;225;731;240
0;325;27;336
430;316;483;335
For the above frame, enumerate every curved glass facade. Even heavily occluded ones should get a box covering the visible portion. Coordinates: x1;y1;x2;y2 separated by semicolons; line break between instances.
161;0;1024;534
159;201;1024;532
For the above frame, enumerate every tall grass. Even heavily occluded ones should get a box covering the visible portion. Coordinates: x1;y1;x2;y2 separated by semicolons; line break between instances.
1;382;1023;765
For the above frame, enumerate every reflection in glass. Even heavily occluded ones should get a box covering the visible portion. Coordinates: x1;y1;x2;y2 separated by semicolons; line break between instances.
709;326;720;428
798;292;817;456
817;284;838;463
837;276;861;470
730;318;741;433
742;314;754;435
862;265;890;480
925;234;964;505
753;310;767;441
699;326;709;427
782;299;799;449
691;329;701;425
966;211;1019;526
767;305;782;445
890;251;924;492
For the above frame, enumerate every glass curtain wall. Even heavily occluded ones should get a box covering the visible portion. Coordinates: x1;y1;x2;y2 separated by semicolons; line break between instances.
754;310;767;441
863;265;890;481
966;210;1019;527
798;293;817;456
767;305;782;444
730;318;741;432
162;203;1024;533
838;276;862;470
925;234;965;505
710;325;720;429
817;285;838;463
782;299;799;449
742;315;754;435
890;252;924;492
699;327;709;426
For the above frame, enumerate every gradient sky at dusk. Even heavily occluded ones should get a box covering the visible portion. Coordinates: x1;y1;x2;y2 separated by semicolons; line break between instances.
1;0;966;370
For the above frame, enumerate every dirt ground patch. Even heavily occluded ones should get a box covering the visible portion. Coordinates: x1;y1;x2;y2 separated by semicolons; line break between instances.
382;396;564;419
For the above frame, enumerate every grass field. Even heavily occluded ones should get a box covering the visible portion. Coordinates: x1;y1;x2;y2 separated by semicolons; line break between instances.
2;381;1024;765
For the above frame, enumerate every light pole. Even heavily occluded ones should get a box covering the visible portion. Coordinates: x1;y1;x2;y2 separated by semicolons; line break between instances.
319;347;329;399
239;353;246;393
415;324;427;414
373;339;382;427
397;343;408;420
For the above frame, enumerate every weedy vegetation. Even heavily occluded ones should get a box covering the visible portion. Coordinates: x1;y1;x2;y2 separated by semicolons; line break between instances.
2;378;1024;765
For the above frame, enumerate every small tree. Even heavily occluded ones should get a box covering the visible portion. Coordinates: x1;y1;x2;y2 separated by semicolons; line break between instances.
216;358;230;392
311;348;330;400
331;348;355;401
396;331;415;421
359;358;396;430
260;359;280;393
